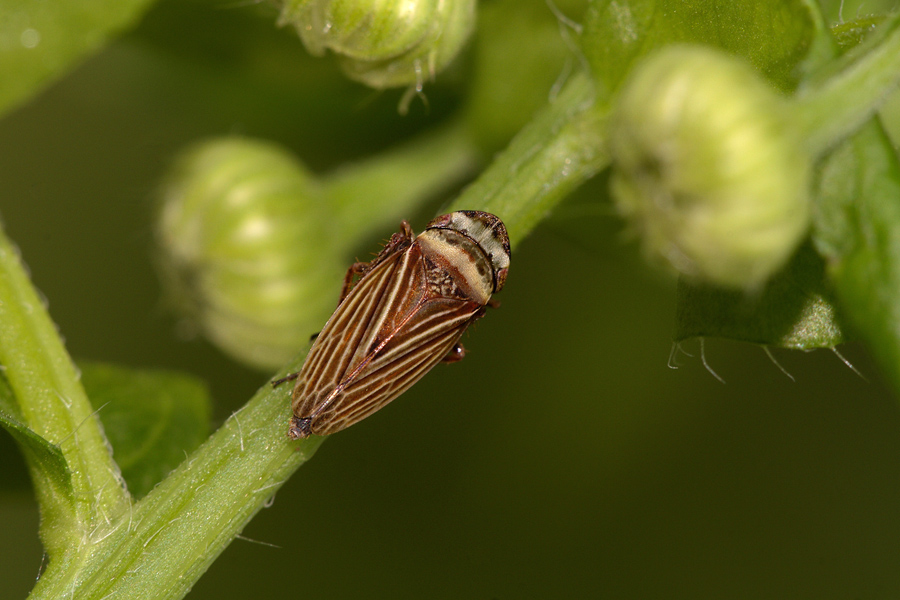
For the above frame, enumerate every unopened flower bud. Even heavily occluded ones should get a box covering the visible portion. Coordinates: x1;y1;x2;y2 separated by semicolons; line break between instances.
156;138;342;369
609;45;811;289
280;0;475;89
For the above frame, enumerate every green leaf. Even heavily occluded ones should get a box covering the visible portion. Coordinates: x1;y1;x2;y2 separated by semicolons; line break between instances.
0;0;159;117
582;0;817;95
0;414;75;511
674;243;846;349
79;362;211;499
0;371;77;555
812;118;900;394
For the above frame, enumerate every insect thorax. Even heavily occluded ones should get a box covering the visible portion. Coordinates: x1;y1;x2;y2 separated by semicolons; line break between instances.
417;228;494;305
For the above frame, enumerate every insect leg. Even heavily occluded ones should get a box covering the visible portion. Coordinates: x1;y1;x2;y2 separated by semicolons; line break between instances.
338;221;416;302
271;372;300;388
339;261;372;303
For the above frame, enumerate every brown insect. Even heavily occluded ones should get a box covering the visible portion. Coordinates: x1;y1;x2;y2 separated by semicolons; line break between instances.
277;210;510;439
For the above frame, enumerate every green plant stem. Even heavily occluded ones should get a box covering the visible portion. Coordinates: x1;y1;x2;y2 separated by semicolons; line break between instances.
0;223;128;557
449;70;609;248
328;118;481;239
23;67;606;600
794;11;900;155
29;365;324;600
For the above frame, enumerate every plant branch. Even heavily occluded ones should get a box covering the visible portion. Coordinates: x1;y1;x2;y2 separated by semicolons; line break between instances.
794;11;900;155
0;221;129;559
24;67;606;600
29;364;324;600
449;70;609;248
328;118;481;238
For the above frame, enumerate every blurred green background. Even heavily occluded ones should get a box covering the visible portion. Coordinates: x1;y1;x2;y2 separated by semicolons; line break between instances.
2;0;900;598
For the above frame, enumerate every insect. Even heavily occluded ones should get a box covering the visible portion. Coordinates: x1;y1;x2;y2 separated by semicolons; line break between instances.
278;210;510;439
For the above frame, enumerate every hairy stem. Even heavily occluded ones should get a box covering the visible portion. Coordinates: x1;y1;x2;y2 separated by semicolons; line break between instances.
24;66;607;600
0;222;129;560
449;71;609;248
29;365;324;600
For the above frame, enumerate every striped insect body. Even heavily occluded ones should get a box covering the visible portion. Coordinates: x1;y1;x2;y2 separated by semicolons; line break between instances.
284;210;510;439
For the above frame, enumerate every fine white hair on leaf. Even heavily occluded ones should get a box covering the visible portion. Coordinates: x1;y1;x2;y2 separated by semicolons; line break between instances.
546;0;583;33
700;338;726;384
831;346;868;382
667;341;695;369
763;346;795;382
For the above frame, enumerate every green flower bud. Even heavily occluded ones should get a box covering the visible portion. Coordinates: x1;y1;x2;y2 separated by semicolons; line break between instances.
290;0;438;60
156;138;342;370
609;45;811;290
280;0;475;89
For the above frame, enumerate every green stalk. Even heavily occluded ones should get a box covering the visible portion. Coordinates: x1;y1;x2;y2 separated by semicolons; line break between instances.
449;71;609;248
328;118;481;239
29;365;323;600
22;69;607;600
0;222;129;559
794;11;900;155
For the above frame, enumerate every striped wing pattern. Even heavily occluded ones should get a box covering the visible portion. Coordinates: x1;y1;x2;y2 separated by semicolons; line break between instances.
292;243;481;436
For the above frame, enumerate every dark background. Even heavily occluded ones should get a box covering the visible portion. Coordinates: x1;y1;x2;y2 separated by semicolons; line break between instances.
2;0;900;597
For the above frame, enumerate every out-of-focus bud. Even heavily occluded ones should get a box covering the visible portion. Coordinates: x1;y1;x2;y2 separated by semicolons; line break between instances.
609;45;811;290
288;0;438;60
280;0;475;89
156;138;342;370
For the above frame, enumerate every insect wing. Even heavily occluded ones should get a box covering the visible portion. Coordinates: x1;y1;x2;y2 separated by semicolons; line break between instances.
291;248;408;425
321;296;481;434
292;243;480;436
